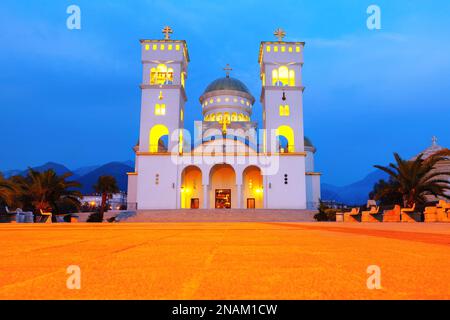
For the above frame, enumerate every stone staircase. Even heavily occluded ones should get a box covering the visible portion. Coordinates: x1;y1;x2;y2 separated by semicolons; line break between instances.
121;208;317;223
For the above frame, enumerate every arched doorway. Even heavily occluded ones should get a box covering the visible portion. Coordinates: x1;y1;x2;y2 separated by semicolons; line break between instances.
242;166;264;209
180;166;203;209
209;164;236;209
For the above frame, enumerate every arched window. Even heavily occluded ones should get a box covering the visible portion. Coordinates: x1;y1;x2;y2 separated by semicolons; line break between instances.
154;103;166;116
276;125;295;153
272;66;295;87
238;114;244;121
150;64;174;85
231;112;237;122
149;124;169;153
216;113;223;122
210;113;215;121
224;112;230;123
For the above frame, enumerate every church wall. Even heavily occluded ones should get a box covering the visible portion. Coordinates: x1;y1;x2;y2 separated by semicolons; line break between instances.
136;156;179;209
265;155;307;209
127;174;137;209
305;150;315;172
306;174;321;210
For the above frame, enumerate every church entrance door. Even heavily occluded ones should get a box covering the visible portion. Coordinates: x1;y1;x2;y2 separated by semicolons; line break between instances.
215;189;231;209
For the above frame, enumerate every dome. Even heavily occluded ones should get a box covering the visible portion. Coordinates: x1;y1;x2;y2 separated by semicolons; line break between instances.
304;136;314;147
203;77;252;95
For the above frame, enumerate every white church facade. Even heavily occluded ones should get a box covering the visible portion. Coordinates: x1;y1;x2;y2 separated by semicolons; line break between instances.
127;27;321;210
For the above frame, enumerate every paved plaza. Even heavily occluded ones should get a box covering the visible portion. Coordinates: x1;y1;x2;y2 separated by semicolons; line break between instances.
0;221;449;299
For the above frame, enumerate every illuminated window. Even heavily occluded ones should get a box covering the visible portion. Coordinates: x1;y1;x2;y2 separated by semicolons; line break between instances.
231;112;237;121
233;98;238;103
152;44;157;50
205;101;208;106
160;44;165;50
216;113;223;122
279;105;290;116
274;46;279;52
289;70;295;86
266;46;271;52
168;44;173;51
224;112;230;123
145;44;150;51
176;44;180;51
210;113;215;121
288;46;293;52
225;97;230;102
209;99;213;103
180;109;184;121
178;130;183;154
217;98;221;102
150;64;174;85
240;99;244;104
272;66;295;87
246;101;250;106
281;46;285;52
158;91;163;100
181;72;185;87
296;46;300;52
262;73;266;86
154;103;166;116
238;114;244;121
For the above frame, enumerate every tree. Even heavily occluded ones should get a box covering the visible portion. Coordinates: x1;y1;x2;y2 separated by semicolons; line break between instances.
0;173;15;206
93;175;119;221
369;178;403;206
14;169;82;213
374;150;450;208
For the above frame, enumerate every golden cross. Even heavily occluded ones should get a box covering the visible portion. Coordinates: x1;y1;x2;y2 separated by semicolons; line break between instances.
162;26;173;40
274;28;286;41
223;64;232;77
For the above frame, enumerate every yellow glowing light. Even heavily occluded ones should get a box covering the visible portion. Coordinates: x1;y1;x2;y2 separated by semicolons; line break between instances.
296;46;300;52
168;44;173;51
175;44;180;51
152;44;157;50
266;46;271;52
288;47;293;52
281;46;285;52
145;44;150;51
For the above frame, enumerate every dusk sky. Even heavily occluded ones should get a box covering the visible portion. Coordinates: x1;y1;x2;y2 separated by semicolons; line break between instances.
1;0;449;185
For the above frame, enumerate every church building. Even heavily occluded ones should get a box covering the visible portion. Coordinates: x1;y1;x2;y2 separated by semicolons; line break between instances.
127;27;321;210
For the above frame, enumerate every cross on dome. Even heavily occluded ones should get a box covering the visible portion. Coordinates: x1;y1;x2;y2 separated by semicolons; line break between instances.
223;64;232;78
432;136;438;146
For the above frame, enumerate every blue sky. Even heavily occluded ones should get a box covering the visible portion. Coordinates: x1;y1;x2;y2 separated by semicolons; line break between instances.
1;0;449;185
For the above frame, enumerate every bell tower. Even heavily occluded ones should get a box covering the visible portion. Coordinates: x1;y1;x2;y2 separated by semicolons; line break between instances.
138;26;189;154
259;28;305;154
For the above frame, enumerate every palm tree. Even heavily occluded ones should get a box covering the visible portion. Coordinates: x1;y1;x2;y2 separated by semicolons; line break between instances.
93;176;119;220
17;169;82;213
0;173;15;206
374;150;450;207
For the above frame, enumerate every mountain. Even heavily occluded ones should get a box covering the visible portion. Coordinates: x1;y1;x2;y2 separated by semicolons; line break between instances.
20;162;74;177
321;170;388;205
77;162;134;194
73;164;101;177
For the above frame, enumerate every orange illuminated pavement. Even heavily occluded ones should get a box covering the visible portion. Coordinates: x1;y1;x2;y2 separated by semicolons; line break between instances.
0;222;449;300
